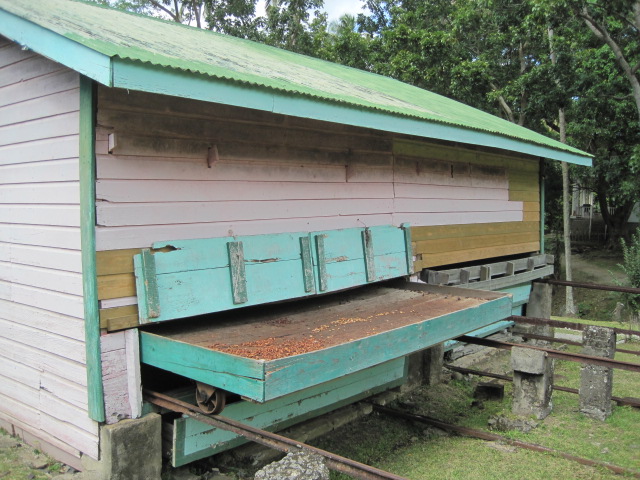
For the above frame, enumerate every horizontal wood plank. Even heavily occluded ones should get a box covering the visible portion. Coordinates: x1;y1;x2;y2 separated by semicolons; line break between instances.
415;241;540;270
99;109;392;154
0;243;82;273
394;183;508;201
0;261;83;296
0;55;64;89
97;273;136;300
0;224;80;250
414;231;539;255
0;111;79;147
393;210;523;226
411;221;539;242
97;199;394;227
0;88;79;128
0;136;79;167
96;179;395;203
0;158;80;184
95;214;395;250
394;198;522;214
96;249;140;276
0;205;80;227
0;182;79;204
0;69;78;109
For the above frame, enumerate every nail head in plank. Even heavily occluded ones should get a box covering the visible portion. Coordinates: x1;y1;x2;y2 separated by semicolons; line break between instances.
227;241;248;304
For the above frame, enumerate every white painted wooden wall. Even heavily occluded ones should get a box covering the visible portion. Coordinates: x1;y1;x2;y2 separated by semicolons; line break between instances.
0;37;98;468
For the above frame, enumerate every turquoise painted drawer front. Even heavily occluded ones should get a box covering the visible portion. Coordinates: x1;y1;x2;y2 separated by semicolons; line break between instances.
134;224;412;324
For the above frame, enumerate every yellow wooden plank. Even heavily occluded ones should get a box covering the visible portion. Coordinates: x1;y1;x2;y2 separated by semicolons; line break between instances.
411;221;539;242
510;190;540;202
416;241;540;270
523;202;540;212
414;231;539;255
524;211;541;222
96;248;140;276
97;273;136;300
99;305;140;330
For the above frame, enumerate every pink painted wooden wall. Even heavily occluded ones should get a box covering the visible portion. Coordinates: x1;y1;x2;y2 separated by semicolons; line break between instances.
0;37;98;468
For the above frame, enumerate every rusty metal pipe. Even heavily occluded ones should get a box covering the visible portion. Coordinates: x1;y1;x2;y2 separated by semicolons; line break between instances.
444;364;640;408
456;335;640;373
509;315;640;337
144;390;409;480
519;332;640;356
536;278;640;295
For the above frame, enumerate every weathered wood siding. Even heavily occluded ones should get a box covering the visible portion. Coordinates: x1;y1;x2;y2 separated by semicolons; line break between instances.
0;38;98;466
95;88;540;330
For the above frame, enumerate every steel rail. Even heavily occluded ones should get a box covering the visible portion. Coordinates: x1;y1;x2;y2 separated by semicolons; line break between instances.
372;405;640;478
509;315;640;337
456;335;640;373
536;278;640;295
444;364;640;408
519;332;640;356
144;390;409;480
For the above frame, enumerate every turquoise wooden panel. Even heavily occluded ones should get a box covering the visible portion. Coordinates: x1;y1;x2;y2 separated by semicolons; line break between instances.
140;290;511;403
139;332;266;400
443;319;514;352
499;283;532;307
135;225;411;323
263;294;511;400
172;357;406;466
151;232;307;273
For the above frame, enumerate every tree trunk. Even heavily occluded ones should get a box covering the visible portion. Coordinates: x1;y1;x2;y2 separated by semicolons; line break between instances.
549;27;576;315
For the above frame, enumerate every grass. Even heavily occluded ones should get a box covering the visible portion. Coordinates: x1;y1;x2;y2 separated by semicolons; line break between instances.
0;428;66;480
310;339;640;480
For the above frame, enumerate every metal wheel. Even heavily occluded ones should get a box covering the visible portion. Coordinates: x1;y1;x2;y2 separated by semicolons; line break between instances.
195;382;227;414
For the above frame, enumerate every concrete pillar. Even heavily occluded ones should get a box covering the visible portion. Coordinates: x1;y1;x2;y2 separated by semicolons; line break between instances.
401;343;444;391
423;343;444;386
84;413;162;480
580;326;616;421
511;346;553;420
513;283;553;346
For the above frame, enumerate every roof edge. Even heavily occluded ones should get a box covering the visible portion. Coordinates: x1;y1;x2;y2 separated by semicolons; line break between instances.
0;7;112;85
112;58;592;166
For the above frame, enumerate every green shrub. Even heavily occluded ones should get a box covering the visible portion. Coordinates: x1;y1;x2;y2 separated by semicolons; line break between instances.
618;228;640;315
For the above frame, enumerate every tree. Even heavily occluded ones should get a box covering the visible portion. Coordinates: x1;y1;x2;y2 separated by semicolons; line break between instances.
265;0;326;54
203;0;262;39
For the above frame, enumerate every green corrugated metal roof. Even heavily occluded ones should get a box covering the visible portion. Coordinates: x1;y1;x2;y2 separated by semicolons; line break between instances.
0;0;591;164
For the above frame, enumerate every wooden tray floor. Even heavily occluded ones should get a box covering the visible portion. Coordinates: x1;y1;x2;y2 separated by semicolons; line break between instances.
144;284;487;361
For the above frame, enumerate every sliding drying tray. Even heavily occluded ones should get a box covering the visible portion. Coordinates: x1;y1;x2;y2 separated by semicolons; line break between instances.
134;226;511;411
139;280;511;407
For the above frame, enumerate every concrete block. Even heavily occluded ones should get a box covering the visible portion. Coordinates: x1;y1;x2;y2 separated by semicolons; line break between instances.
511;347;547;375
94;413;162;480
525;283;552;319
423;343;444;386
511;347;553;420
580;326;616;421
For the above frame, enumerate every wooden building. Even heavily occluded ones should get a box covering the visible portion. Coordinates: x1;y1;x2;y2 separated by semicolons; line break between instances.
0;0;591;473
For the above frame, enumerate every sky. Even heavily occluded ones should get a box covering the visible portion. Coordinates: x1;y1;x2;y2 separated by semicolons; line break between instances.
255;0;367;23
